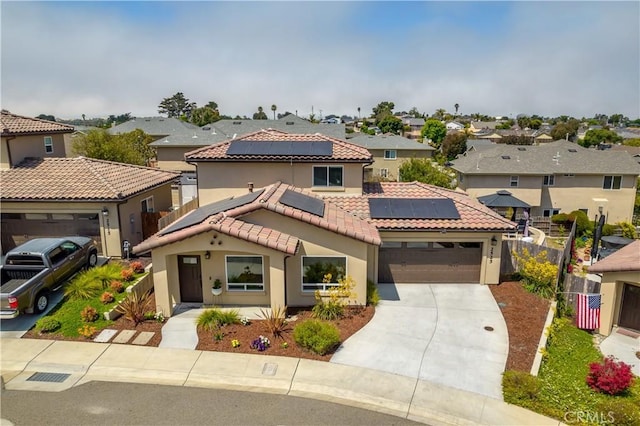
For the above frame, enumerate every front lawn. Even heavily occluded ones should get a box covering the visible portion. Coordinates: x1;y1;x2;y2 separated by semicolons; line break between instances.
503;318;640;425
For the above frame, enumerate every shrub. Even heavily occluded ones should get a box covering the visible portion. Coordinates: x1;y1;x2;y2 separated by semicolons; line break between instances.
80;306;99;322
586;356;634;395
293;319;340;355
597;399;640;426
64;273;102;300
551;213;570;224
129;260;145;273
36;317;61;333
366;280;380;306
502;371;541;408
512;248;559;299
120;268;135;282
110;280;125;293
312;274;357;320
259;306;289;337
196;307;240;331
568;210;591;237
115;290;152;325
617;221;637;239
250;335;271;351
100;292;114;304
78;324;96;339
602;223;616;236
86;263;126;289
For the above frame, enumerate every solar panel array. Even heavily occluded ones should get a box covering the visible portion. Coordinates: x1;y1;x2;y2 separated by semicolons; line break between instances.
368;198;460;220
279;189;325;217
226;140;333;156
159;189;265;236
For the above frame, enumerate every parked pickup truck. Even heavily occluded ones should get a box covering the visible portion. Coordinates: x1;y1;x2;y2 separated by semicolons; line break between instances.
0;237;98;319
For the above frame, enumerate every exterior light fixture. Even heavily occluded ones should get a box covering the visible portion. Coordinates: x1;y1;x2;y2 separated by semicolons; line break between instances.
204;251;211;260
491;236;498;246
102;207;109;217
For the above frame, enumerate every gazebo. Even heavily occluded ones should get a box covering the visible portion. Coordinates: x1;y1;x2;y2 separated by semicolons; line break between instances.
477;190;530;221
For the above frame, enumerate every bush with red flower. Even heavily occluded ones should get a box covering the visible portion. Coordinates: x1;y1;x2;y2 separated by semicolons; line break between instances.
586;356;634;395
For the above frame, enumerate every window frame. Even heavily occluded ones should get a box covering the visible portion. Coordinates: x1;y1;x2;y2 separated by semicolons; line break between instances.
312;165;344;188
543;208;560;217
543;175;555;186
225;255;265;291
301;255;347;292
380;168;389;178
44;136;53;154
602;175;622;190
141;196;155;212
509;175;519;187
384;150;397;160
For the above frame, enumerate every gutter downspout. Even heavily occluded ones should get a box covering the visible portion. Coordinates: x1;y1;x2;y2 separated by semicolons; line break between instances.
283;255;291;306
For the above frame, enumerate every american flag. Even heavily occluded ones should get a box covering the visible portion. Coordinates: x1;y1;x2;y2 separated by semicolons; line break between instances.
576;293;601;330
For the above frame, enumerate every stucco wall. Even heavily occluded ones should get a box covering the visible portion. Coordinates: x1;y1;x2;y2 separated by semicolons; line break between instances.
598;273;640;336
156;147;197;171
195;162;365;202
2;134;67;167
117;184;174;248
365;149;432;181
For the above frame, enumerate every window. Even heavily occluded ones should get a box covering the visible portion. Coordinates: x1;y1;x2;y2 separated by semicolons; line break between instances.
543;209;560;217
406;242;429;248
380;168;388;178
384;150;397;160
51;213;74;220
25;213;48;220
226;256;264;291
564;173;574;177
510;176;519;187
458;173;464;183
313;166;343;187
543;175;555;186
603;175;622;190
302;256;346;291
433;242;455;248
381;241;402;248
141;196;154;212
459;242;481;248
44;136;53;154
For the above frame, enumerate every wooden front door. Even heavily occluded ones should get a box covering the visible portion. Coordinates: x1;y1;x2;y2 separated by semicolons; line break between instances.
619;283;640;332
178;255;203;303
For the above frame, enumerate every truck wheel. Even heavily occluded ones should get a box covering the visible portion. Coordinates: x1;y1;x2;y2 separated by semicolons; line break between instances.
87;251;98;268
34;292;49;314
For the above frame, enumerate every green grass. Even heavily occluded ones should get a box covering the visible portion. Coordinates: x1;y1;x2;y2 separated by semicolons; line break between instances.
196;307;240;331
503;318;640;424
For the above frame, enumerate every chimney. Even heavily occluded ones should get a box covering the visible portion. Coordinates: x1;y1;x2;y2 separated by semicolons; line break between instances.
248;182;254;193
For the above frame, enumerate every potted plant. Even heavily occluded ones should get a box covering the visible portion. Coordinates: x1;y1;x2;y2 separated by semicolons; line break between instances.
211;278;223;296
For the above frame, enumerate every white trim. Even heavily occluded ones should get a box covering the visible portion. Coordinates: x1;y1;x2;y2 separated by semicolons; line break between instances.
602;175;622;190
312;165;344;188
225;255;264;291
509;175;519;187
384;149;397;160
301;255;347;292
141;196;155;212
44;136;53;154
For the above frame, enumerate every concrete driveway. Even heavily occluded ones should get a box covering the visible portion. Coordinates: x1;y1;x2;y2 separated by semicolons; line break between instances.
330;284;508;400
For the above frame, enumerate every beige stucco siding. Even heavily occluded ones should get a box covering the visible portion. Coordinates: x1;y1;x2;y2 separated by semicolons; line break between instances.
195;162;365;203
366;149;432;181
460;175;543;207
1;134;67;168
117;184;174;248
598;273;640;336
155;147;197;172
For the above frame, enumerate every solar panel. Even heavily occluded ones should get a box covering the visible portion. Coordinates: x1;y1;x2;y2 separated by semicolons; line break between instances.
159;189;265;236
279;189;325;217
226;141;332;156
368;198;460;219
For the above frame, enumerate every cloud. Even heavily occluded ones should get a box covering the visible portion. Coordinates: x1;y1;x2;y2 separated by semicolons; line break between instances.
2;1;638;120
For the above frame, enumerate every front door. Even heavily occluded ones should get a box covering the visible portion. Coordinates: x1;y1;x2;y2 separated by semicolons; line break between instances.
619;283;640;332
178;255;203;303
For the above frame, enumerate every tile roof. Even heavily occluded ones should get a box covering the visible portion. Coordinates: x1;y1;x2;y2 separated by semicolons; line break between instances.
588;240;640;273
133;182;381;255
1;110;74;136
324;182;516;231
452;140;640;175
348;133;434;151
184;129;372;163
1;157;179;201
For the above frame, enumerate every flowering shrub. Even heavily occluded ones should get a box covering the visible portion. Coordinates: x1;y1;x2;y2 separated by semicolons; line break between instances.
120;268;135;282
586;356;634;395
231;339;240;348
80;306;99;322
100;291;114;304
250;335;271;351
129;261;145;274
78;324;96;339
312;274;357;320
110;280;125;293
512;248;558;299
240;317;251;326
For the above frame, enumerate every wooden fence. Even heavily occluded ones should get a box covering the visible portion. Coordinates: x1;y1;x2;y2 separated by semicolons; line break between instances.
562;274;601;313
499;239;565;280
157;197;199;230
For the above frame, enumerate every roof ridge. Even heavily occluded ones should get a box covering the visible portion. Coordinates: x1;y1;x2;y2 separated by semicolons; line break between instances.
80;157;123;198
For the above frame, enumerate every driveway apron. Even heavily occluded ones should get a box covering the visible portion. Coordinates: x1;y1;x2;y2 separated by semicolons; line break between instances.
330;284;508;400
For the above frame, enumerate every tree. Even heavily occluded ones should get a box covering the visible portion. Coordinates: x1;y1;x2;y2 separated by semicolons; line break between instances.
529;118;542;130
206;101;218;111
105;113;132;128
190;106;220;126
433;108;447;120
496;120;514;129
408;107;422;118
624;138;640;147
73;129;155;166
399;158;455;189
357;106;361;118
271;104;277;120
253;106;268;120
36;114;56;122
378;116;404;135
372;101;395;123
550;119;580;141
441;132;468;160
158;92;196;118
454;103;460;116
421;119;447;148
581;129;623;148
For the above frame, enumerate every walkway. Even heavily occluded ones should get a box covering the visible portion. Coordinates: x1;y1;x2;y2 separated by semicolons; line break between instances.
330;284;509;400
599;328;640;376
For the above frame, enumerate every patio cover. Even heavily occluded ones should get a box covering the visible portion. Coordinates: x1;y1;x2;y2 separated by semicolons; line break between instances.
477;190;530;208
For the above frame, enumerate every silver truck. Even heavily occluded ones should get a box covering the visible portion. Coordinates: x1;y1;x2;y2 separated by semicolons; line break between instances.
0;237;98;319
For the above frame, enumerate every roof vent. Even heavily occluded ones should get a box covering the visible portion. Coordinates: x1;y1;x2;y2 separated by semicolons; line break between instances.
568;148;577;152
517;147;526;151
286;121;294;125
202;126;211;130
233;121;242;125
501;155;511;160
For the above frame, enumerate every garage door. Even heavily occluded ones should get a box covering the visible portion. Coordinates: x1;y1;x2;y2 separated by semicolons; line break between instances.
1;212;101;255
378;241;482;283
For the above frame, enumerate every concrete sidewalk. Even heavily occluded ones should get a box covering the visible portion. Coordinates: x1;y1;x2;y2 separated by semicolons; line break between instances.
0;338;562;426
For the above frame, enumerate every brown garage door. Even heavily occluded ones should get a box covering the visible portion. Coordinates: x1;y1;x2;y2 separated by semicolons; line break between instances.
1;212;101;254
378;242;482;283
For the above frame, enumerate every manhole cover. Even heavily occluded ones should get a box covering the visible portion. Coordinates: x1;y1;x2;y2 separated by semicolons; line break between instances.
27;372;70;383
484;326;494;332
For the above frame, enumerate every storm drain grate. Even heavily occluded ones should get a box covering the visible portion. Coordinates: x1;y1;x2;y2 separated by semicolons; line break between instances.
26;372;71;383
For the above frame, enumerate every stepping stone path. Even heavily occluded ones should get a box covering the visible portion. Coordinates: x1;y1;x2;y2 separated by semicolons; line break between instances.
132;332;154;345
112;330;136;344
93;329;118;343
92;329;156;345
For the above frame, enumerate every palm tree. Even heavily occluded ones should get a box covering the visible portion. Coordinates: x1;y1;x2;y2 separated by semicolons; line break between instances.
357;106;361;118
454;104;459;116
435;108;447;120
271;104;277;120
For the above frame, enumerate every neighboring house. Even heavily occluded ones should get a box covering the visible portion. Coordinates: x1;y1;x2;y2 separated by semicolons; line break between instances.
533;132;554;144
108;116;200;141
609;144;640;164
0;157;179;257
132;180;514;316
402;117;425;139
1;110;74;169
348;133;435;181
588;240;640;335
184;129;372;200
451;140;640;223
446;121;464;131
465;139;496;153
469;121;499;133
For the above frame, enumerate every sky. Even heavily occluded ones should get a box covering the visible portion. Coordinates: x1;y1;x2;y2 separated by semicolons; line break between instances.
2;1;639;120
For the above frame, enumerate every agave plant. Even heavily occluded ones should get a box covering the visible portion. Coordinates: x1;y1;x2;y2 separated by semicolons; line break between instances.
259;305;289;337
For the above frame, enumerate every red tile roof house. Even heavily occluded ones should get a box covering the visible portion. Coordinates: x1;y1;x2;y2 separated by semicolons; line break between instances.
0;157;179;257
132;130;514;316
1;110;74;169
588;240;640;336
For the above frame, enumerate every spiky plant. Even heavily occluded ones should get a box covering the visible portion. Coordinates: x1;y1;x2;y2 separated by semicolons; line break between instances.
115;290;152;326
259;306;289;337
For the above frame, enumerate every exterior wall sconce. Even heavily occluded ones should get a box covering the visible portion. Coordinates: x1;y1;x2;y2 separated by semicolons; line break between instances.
204;251;211;260
598;205;604;215
102;207;109;217
491;236;498;246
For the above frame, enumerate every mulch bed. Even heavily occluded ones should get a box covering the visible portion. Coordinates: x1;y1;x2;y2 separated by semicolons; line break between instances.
490;281;551;372
196;306;375;361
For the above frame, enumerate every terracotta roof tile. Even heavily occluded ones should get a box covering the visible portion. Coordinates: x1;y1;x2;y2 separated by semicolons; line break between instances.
1;157;179;201
588;240;640;273
185;129;371;163
1;110;74;135
324;182;516;231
